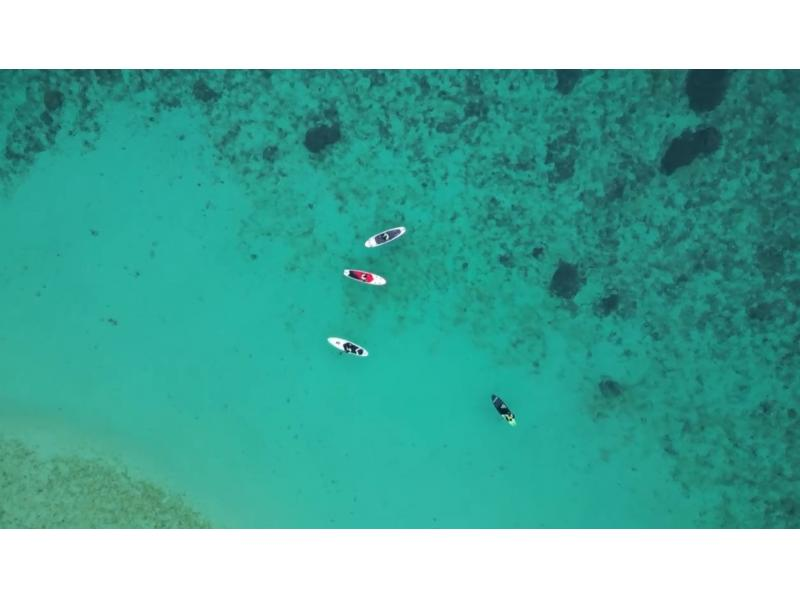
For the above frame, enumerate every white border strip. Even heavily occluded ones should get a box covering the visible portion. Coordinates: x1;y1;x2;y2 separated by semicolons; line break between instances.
0;530;798;598
1;1;798;67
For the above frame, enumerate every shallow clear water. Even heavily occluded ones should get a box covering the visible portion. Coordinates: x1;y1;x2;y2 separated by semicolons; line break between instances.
1;70;797;527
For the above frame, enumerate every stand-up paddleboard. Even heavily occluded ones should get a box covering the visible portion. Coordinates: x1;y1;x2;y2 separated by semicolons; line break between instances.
327;337;369;357
365;226;406;248
343;269;387;286
491;394;517;426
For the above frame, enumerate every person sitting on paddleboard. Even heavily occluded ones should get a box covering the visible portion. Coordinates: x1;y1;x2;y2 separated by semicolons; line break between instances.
360;272;374;282
343;342;364;355
491;394;516;425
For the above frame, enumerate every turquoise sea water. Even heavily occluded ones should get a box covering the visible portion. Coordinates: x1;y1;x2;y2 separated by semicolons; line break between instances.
0;70;797;528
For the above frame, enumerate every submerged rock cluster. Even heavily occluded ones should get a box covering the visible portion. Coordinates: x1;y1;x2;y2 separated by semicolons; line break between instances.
660;126;721;175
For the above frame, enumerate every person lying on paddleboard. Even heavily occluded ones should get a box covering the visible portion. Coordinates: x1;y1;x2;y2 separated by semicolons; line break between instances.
371;228;403;246
491;394;517;426
343;341;365;355
365;226;406;248
348;270;374;283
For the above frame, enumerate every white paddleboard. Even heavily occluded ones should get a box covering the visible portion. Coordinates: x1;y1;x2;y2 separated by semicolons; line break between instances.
327;337;369;357
365;226;406;248
343;269;387;286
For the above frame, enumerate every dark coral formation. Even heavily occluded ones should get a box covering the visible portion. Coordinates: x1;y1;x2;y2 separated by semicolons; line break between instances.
4;128;46;162
603;177;626;202
262;144;278;162
671;396;800;527
545;127;579;183
595;292;620;317
365;70;387;87
660;126;722;175
304;123;341;154
599;377;623;398
43;89;64;112
746;301;781;322
554;69;582;95
464;99;489;120
549;260;584;299
93;69;123;85
685;70;730;113
1;70;114;182
755;245;785;278
192;79;220;103
589;377;635;421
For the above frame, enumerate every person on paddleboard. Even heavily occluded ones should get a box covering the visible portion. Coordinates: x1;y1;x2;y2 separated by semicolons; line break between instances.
343;342;364;355
344;269;385;285
491;394;517;426
374;229;402;245
365;226;406;248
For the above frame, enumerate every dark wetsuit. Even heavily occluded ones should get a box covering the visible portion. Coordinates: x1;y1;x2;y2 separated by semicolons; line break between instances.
491;394;515;419
343;342;364;355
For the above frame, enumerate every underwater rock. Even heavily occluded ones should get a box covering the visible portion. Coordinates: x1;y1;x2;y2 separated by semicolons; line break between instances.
660;126;721;175
685;70;730;113
435;117;460;134
465;73;482;96
93;69;123;85
545;127;579;183
304;123;341;154
555;70;582;95
755;245;785;278
262;145;278;162
595;292;620;317
192;79;220;103
787;280;800;306
366;70;387;87
746;301;780;321
549;260;584;299
599;377;623;398
604;177;626;202
464;100;488;120
43;89;64;112
661;434;678;456
4;125;47;163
